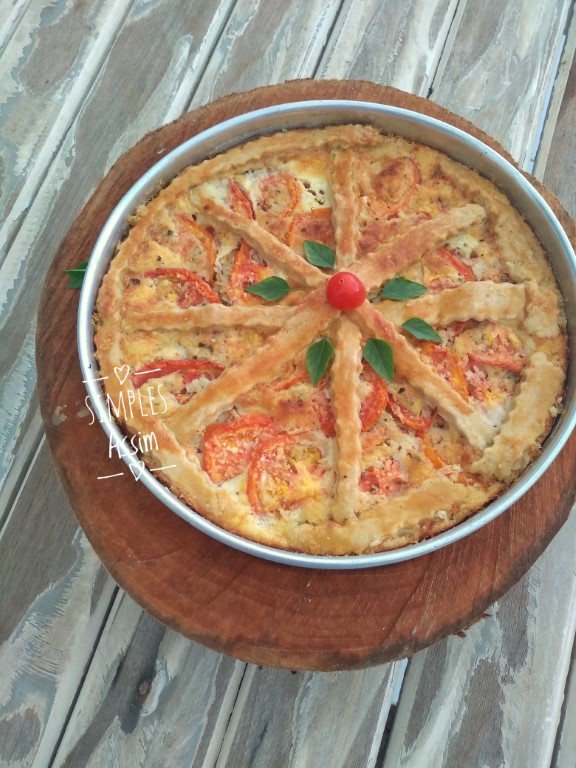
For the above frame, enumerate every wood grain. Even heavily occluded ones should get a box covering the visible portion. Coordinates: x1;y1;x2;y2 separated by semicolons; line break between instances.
214;662;402;767
384;509;576;767
431;0;572;166
37;80;576;671
51;591;243;768
0;441;116;768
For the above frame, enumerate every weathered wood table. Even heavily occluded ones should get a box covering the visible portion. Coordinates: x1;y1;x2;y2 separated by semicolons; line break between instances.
1;1;576;766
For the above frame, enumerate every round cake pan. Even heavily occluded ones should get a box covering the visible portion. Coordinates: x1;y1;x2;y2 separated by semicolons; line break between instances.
78;100;576;569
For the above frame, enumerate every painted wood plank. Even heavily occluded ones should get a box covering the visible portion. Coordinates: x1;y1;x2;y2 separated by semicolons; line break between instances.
0;440;117;768
0;0;135;264
50;591;243;768
214;662;402;768
552;639;576;768
316;0;459;95
190;0;343;107
536;12;576;218
383;509;576;767
0;0;235;498
430;0;572;166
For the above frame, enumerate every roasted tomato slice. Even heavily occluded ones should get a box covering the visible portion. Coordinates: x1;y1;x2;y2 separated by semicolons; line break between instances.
367;157;421;219
286;208;335;252
466;327;526;373
247;431;328;515
258;173;301;217
359;458;407;495
419;342;469;399
149;214;216;282
203;414;280;484
131;359;223;388
144;267;220;306
301;364;387;437
439;246;476;282
228;240;274;304
229;179;255;219
387;393;434;431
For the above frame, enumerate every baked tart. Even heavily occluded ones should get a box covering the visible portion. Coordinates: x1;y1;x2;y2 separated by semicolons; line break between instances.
94;124;567;556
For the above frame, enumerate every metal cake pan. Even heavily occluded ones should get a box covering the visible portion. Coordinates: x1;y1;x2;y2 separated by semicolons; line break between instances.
78;100;576;569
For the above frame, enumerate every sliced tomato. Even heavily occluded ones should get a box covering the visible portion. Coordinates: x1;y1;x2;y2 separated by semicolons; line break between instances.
229;179;255;219
149;215;216;282
286;207;335;252
367;157;421;219
203;414;280;484
228;240;274;304
438;246;476;282
359;365;389;431
258;173;301;218
388;393;434;431
144;267;220;306
465;326;525;373
466;351;525;373
247;431;327;515
131;359;224;389
301;364;387;437
359;458;407;495
418;430;446;469
419;342;469;399
178;214;217;281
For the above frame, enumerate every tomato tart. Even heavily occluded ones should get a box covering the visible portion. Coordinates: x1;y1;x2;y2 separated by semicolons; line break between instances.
94;124;567;555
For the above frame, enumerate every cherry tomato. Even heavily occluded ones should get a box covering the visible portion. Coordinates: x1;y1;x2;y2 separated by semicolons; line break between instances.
326;272;366;310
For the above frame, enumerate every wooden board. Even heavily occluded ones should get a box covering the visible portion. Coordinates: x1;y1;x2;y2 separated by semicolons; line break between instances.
36;79;576;671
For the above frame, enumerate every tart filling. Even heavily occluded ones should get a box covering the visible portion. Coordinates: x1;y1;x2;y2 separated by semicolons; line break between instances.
94;125;567;555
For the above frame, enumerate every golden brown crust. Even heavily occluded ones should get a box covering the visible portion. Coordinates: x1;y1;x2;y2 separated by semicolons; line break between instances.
94;125;567;556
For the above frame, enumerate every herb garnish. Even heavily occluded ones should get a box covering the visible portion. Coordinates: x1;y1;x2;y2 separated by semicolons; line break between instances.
377;277;426;301
64;261;88;288
362;338;394;382
245;275;294;301
306;337;334;385
303;240;336;270
402;317;442;342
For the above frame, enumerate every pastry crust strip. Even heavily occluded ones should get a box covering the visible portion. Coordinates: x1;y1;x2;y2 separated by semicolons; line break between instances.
167;287;339;439
330;318;363;522
199;196;326;288
353;302;495;449
353;204;486;293
331;150;359;269
122;304;294;333
377;281;527;326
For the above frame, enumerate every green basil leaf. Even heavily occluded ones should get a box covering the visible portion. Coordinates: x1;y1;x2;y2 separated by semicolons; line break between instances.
306;337;334;386
303;240;336;270
378;277;427;301
402;317;442;342
245;275;293;301
63;261;89;288
362;338;394;382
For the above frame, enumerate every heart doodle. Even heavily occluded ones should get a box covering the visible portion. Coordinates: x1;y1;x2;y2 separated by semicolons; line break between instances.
114;365;130;385
130;461;145;481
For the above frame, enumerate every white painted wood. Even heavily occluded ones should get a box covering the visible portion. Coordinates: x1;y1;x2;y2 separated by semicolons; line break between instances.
0;442;117;768
51;591;244;768
0;0;236;498
430;0;573;166
214;661;403;768
384;509;576;768
553;640;576;768
190;0;343;107
317;0;460;95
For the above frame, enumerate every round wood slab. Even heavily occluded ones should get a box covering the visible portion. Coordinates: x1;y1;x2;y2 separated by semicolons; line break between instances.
37;80;576;671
